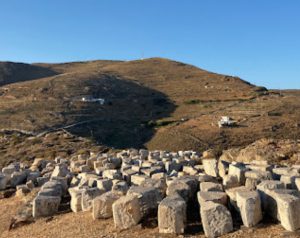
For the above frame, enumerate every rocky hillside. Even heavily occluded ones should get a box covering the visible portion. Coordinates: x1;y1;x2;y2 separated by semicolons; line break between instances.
0;58;299;154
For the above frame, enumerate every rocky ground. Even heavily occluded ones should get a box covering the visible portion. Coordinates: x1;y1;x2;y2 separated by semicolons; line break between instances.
1;141;300;238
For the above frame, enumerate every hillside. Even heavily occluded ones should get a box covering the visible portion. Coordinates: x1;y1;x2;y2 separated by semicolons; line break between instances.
0;57;299;164
0;62;57;86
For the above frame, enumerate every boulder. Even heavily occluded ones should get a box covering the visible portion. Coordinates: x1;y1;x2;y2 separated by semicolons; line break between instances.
96;179;113;191
10;171;27;187
222;174;239;189
112;194;142;230
16;185;31;197
112;181;129;195
200;182;223;192
197;191;228;206
201;201;233;238
51;164;69;178
81;187;104;211
202;159;218;177
33;195;61;218
0;173;7;190
127;186;162;217
225;186;250;211
256;180;285;212
93;191;122;219
69;187;85;212
275;193;300;231
158;195;186;234
228;164;247;185
236;190;262;227
166;177;198;202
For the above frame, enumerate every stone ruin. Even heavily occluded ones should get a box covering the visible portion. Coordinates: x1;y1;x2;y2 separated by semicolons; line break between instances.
1;149;300;237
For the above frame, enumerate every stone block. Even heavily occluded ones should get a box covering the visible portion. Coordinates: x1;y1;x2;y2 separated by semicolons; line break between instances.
158;195;186;234
202;159;218;177
276;193;300;231
93;191;122;219
197;191;228;206
68;187;85;212
200;182;223;192
225;186;250;211
96;179;113;191
236;191;262;227
112;194;142;230
81;187;105;211
201;201;233;238
33;195;61;218
127;186;162;217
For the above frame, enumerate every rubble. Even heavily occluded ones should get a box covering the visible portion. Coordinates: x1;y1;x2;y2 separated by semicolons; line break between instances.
1;148;300;237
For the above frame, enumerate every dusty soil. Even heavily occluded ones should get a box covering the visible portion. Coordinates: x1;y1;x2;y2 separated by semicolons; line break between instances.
0;195;299;238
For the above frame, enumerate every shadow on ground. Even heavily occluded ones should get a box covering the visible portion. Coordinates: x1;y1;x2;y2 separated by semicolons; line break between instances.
65;75;176;149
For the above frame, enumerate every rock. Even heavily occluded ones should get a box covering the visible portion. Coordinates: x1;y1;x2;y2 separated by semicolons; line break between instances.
166;177;198;202
200;182;223;192
81;187;104;211
0;173;8;190
257;180;285;212
218;160;230;178
69;187;85;212
202;159;218;177
36;177;49;187
103;169;122;180
275;193;300;231
32;195;61;218
50;176;68;195
197;191;228;206
236;191;262;227
140;178;167;197
201;201;233;238
182;166;198;176
225;186;250;211
41;181;64;197
16;185;30;197
151;172;166;180
10;171;27;187
228;164;247;185
26;171;41;183
51;164;69;178
93;191;121;219
245;178;260;190
222;174;239;189
165;161;182;174
26;180;34;189
131;174;147;186
96;179;113;191
280;175;300;189
2;164;17;175
127;186;162;217
141;166;164;177
111;181;129;195
295;178;300;191
112;194;142;230
158;195;186;234
122;169;138;184
203;149;216;159
265;189;299;221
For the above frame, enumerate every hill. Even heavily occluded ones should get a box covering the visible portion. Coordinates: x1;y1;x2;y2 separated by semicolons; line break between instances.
0;62;57;86
0;57;299;164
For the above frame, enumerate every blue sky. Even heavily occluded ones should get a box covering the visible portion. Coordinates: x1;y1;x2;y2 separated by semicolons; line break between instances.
0;1;299;89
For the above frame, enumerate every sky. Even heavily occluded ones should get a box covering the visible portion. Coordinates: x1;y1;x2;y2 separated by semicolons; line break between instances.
0;1;299;89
